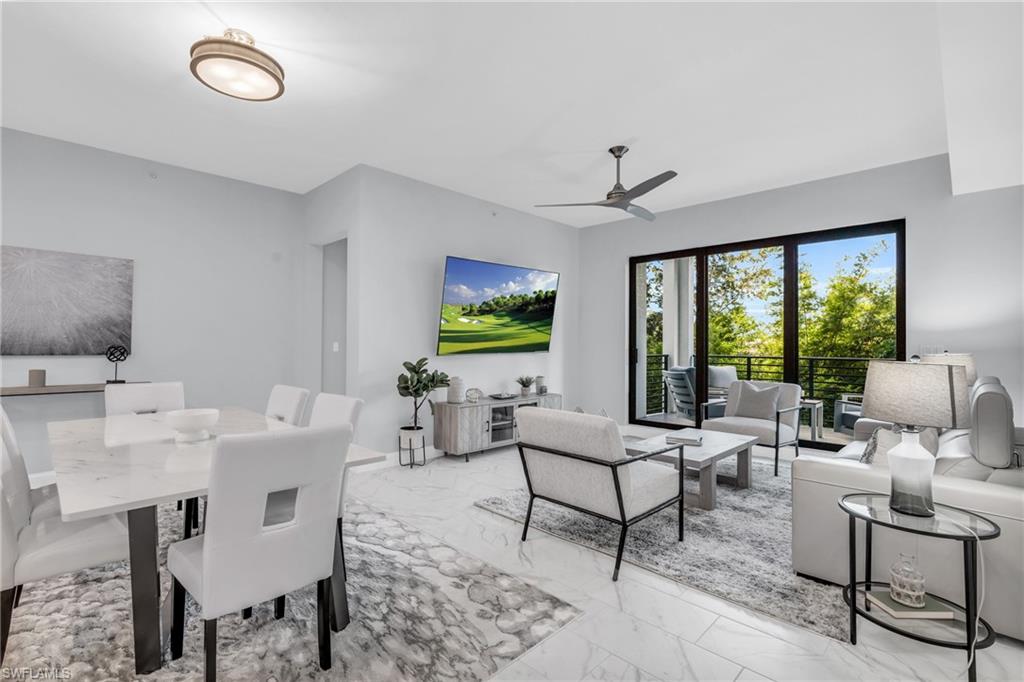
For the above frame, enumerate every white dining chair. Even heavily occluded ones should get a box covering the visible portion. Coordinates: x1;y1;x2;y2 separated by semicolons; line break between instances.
1;407;60;526
265;385;310;425
1;465;130;664
104;381;185;416
260;392;363;628
168;425;352;681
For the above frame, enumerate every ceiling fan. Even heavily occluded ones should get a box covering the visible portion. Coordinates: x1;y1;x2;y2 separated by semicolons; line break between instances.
535;145;677;222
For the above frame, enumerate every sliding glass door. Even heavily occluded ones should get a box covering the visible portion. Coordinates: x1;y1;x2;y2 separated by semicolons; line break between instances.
628;220;904;450
632;255;699;427
706;246;785;398
797;233;899;444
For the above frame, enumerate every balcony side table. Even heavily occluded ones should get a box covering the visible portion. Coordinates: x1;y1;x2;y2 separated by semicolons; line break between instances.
839;494;1000;682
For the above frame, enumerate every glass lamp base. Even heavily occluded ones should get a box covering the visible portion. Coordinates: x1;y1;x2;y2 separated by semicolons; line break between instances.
888;430;935;518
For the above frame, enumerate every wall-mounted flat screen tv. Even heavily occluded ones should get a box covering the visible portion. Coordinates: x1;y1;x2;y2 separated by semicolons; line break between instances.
437;256;559;355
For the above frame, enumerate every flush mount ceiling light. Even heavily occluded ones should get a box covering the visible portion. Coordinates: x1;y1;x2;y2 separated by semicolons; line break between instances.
189;28;284;101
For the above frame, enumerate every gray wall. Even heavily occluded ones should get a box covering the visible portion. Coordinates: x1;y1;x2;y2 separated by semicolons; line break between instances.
309;165;581;453
321;239;348;394
577;154;1024;422
1;129;307;471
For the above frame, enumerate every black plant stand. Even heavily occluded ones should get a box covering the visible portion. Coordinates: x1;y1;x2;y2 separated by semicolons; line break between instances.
839;494;1000;682
398;433;426;468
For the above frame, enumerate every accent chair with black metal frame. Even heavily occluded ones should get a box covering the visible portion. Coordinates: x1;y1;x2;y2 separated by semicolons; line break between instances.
700;380;803;476
515;407;684;581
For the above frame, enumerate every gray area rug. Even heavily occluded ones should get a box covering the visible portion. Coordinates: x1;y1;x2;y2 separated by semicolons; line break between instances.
475;458;848;641
3;501;580;680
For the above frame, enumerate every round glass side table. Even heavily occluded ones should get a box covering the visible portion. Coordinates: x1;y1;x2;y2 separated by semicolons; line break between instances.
839;493;1001;682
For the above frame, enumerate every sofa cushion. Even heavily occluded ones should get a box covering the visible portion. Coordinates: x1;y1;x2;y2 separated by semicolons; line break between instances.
970;383;1015;469
733;382;780;422
986;467;1024;489
701;416;795;446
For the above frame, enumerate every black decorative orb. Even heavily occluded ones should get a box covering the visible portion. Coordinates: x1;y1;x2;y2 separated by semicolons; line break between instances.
106;345;128;363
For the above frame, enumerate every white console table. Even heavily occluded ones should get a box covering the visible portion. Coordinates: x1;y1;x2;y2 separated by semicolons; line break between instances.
432;393;562;461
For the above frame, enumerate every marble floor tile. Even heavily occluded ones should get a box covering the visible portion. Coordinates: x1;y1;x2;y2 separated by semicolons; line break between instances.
515;630;613;681
583;654;665;681
570;603;742;681
588;576;720;643
697;616;915;681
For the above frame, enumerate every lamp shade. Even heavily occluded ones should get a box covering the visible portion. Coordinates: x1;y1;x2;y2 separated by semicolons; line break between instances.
920;353;977;385
861;360;968;429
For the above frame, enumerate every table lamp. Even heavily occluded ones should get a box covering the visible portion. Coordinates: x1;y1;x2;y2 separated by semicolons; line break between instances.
920;352;975;428
861;360;968;517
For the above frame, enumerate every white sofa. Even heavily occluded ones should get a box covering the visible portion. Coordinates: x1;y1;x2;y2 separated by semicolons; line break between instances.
792;378;1024;640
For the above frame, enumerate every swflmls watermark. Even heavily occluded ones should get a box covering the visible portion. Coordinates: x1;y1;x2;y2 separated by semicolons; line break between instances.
0;668;72;680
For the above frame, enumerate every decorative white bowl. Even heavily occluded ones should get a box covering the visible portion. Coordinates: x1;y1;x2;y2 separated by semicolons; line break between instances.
166;408;220;443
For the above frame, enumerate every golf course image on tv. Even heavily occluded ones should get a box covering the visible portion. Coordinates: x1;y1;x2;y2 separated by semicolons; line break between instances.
437;256;559;355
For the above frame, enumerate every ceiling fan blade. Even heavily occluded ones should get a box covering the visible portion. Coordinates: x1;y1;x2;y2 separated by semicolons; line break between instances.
622;170;678;201
624;203;656;221
535;199;617;208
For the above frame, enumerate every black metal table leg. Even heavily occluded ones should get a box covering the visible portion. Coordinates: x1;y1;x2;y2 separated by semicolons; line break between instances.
330;517;350;633
127;506;162;674
848;515;857;645
964;539;978;682
864;522;872;611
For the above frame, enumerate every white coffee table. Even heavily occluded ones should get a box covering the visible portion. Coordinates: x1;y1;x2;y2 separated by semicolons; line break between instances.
625;429;759;511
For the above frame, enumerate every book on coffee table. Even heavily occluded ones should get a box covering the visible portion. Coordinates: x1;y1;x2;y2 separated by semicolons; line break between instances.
865;592;954;620
665;429;703;446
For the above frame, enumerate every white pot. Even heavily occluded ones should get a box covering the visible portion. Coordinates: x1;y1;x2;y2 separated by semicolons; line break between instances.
399;426;425;449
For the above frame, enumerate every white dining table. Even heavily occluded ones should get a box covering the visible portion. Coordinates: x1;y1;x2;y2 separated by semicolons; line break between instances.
48;407;385;675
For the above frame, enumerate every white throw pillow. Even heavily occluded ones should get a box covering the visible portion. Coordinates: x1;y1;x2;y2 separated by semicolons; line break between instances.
733;382;780;421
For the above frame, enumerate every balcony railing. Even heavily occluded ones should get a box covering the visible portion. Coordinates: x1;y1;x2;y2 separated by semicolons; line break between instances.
646;353;669;415
646;353;877;427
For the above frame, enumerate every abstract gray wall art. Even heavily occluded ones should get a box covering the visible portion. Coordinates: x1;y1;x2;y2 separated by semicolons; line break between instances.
1;246;133;355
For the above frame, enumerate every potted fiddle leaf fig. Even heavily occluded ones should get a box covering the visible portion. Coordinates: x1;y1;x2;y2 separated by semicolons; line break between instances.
396;357;450;449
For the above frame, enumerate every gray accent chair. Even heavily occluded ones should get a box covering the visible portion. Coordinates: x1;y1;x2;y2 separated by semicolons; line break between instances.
662;366;696;418
708;365;739;400
515;407;684;581
833;393;864;436
700;380;803;476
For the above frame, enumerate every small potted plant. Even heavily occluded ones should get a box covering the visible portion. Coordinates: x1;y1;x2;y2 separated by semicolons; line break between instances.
515;375;535;398
396;357;450;448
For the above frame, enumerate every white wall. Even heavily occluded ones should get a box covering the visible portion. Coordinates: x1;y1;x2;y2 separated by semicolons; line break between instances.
578;154;1024;422
1;129;306;471
316;165;580;453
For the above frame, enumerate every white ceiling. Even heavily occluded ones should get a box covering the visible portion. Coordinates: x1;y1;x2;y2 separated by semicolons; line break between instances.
0;2;970;226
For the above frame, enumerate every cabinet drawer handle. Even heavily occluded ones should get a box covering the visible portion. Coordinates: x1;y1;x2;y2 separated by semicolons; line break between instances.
485;420;490;432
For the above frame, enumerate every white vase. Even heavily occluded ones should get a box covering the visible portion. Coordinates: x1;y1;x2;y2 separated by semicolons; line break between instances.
447;376;465;404
888;430;936;517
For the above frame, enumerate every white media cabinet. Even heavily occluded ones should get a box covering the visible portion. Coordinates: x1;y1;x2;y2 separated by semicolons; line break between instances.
432;393;562;461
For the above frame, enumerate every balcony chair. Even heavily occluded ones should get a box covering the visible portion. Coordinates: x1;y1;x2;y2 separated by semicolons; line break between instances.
516;407;684;581
700;380;803;476
662;366;697;419
832;393;863;437
168;425;352;681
